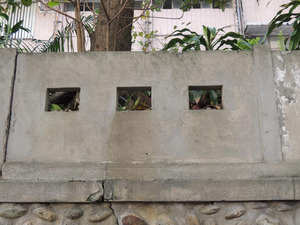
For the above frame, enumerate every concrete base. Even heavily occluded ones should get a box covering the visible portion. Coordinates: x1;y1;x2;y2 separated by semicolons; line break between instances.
0;202;299;225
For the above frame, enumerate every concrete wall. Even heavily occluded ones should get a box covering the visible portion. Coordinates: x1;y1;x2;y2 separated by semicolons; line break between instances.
0;47;300;208
5;47;283;167
0;49;17;170
272;51;300;161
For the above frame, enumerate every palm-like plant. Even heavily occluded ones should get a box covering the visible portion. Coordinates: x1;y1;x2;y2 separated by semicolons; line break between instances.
264;0;300;50
0;6;30;49
162;25;246;52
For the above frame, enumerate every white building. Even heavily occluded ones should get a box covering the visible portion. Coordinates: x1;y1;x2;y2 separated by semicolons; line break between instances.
8;0;293;51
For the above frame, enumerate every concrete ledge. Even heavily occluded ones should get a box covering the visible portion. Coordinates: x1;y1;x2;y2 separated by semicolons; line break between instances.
0;178;297;202
4;162;300;181
104;179;295;202
0;181;103;203
2;162;106;181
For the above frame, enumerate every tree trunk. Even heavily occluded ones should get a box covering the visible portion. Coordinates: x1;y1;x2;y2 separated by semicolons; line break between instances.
74;0;85;52
90;0;134;51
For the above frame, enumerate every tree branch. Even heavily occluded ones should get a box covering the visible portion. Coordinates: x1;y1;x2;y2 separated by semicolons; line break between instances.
116;1;151;36
36;0;79;22
100;0;110;21
109;0;129;24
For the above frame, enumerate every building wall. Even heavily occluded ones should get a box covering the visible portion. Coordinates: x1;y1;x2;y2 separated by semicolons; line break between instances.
243;0;290;26
22;0;291;51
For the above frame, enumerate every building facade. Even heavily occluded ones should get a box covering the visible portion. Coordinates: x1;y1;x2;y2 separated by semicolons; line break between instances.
8;0;292;51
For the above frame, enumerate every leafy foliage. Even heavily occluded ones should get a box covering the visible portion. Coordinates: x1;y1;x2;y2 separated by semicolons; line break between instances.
264;0;300;50
189;89;222;110
162;25;246;52
235;37;260;50
48;90;80;112
277;30;285;51
36;15;94;52
0;1;30;49
181;0;231;12
118;90;151;111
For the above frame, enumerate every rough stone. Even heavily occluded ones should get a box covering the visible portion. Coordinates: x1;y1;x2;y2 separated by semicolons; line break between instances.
122;215;148;225
275;202;293;212
0;204;27;218
157;214;177;225
31;204;57;222
235;222;250;225
295;208;300;225
250;202;269;209
62;222;79;225
187;213;200;225
22;222;33;225
224;205;246;220
64;206;83;219
255;214;280;225
203;218;217;225
88;208;113;222
200;204;220;215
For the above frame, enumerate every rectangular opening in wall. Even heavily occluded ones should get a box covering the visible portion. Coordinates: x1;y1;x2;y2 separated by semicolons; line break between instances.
189;86;222;110
117;87;151;111
46;88;80;112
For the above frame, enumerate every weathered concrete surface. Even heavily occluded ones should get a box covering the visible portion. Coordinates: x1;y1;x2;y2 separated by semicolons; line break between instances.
104;179;294;202
0;181;103;202
253;46;282;162
0;201;298;225
7;50;271;167
0;49;17;170
272;50;300;161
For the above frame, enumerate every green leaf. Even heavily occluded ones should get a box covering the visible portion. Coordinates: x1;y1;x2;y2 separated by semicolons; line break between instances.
48;1;60;7
11;20;24;34
0;13;9;21
21;0;32;7
131;97;140;110
49;104;63;111
189;90;206;104
209;90;218;105
145;10;150;17
138;32;143;37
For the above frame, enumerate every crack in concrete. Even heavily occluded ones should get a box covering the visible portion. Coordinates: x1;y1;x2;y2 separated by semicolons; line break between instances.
103;180;114;201
109;203;119;225
1;51;18;176
86;181;104;202
292;178;296;200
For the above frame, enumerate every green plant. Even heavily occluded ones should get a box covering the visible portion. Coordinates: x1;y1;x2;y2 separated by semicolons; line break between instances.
181;0;231;12
162;25;245;52
235;37;260;50
34;15;95;53
264;0;300;50
132;29;158;51
189;89;222;110
278;30;285;51
118;90;151;111
0;2;30;49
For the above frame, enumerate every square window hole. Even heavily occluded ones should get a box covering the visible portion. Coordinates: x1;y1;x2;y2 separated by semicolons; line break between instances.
46;88;80;112
189;86;222;110
117;87;151;111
